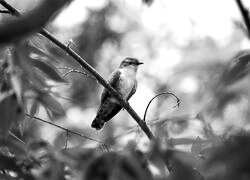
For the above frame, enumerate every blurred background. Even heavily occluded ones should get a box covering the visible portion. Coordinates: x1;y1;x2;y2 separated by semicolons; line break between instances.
2;0;250;150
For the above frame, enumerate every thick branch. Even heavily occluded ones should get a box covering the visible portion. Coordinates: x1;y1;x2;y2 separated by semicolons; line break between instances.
0;0;72;43
2;1;155;140
236;0;250;38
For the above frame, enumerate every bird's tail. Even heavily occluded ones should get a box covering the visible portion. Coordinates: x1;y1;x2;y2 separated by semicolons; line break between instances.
91;115;105;130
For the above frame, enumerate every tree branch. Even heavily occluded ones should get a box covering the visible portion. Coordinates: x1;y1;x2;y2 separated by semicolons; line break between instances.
0;0;20;16
2;1;155;140
236;0;250;38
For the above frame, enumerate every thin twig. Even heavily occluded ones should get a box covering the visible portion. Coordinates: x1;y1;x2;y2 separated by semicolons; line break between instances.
64;130;68;149
0;9;10;14
1;0;155;140
58;67;96;80
25;114;104;144
143;92;180;121
63;69;96;80
236;0;250;38
8;131;26;144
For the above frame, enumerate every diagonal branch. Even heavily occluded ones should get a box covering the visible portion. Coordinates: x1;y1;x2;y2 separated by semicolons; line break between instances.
0;0;20;16
236;0;250;38
1;0;155;140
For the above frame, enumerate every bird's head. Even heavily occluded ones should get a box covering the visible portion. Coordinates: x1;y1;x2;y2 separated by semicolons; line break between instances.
119;58;143;70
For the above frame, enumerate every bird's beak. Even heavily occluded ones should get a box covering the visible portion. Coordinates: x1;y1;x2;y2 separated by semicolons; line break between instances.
137;62;144;65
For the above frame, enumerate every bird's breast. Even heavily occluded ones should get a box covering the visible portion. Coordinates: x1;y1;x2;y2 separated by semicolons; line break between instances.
117;70;136;99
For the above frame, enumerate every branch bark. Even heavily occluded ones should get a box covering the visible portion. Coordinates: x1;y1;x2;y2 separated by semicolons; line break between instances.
236;0;250;38
1;1;155;140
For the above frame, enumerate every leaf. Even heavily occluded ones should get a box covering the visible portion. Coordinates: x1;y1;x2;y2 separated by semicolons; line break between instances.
0;154;22;173
142;0;154;6
205;133;250;180
85;152;152;180
29;101;39;117
0;154;35;180
12;43;50;90
31;59;66;83
0;137;27;158
7;52;23;103
26;36;56;62
10;72;23;103
59;147;97;169
163;149;204;180
28;140;50;151
191;136;202;156
222;50;250;85
163;149;199;170
0;92;24;135
39;93;65;117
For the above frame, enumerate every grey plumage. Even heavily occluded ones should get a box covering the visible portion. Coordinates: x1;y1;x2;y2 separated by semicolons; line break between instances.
91;57;143;130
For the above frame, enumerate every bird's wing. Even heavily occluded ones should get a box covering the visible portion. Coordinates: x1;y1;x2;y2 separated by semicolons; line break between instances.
101;70;121;103
127;80;137;101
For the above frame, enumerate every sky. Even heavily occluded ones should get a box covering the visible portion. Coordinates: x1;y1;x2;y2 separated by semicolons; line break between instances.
54;0;250;44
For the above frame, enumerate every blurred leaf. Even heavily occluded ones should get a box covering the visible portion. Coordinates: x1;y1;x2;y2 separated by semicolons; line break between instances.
6;49;22;103
59;147;98;170
206;133;250;180
168;137;210;146
31;59;66;83
222;50;250;85
29;101;39;117
12;44;49;90
0;92;24;135
191;136;202;156
142;0;154;6
39;93;65;117
163;149;204;180
10;73;23;103
163;149;200;170
28;140;50;151
26;37;53;60
0;154;35;180
168;119;189;135
27;139;67;180
85;151;152;180
0;137;26;158
209;91;240;117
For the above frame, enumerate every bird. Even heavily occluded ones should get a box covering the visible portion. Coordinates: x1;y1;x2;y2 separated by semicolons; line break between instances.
91;57;143;130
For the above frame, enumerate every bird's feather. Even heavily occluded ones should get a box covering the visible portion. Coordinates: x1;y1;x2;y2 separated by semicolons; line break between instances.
101;70;121;103
91;98;122;130
127;81;137;101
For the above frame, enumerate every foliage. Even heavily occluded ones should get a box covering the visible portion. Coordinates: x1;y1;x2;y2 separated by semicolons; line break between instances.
0;0;250;180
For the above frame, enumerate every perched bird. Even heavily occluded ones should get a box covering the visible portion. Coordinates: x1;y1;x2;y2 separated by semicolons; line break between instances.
91;57;143;130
